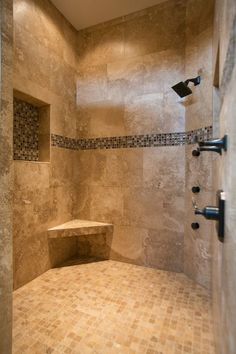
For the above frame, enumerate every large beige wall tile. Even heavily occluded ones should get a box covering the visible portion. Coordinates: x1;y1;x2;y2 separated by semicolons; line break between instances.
89;186;124;225
123;187;164;230
77;65;108;106
77;23;124;68
110;226;148;265
78;101;125;138
143;146;185;192
0;0;13;352
124;94;164;135
76;150;107;186
124;0;186;58
142;49;184;95
89;23;125;66
107;56;145;101
144;228;183;272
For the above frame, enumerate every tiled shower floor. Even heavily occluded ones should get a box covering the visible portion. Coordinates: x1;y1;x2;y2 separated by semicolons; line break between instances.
13;260;215;354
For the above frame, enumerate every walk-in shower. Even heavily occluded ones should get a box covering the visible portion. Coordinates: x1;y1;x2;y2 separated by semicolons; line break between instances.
1;0;236;353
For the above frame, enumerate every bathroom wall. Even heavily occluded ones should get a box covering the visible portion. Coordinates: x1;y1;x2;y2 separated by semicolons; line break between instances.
75;0;187;271
13;0;79;289
0;0;13;352
212;0;236;353
184;0;214;289
13;0;216;289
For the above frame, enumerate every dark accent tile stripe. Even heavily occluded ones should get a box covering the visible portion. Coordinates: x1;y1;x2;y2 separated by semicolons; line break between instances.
51;134;78;150
51;126;212;151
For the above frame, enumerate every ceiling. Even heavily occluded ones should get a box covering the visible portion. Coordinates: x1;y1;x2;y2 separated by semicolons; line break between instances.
51;0;166;30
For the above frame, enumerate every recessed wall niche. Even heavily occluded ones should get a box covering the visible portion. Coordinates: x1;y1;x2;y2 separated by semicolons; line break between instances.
13;91;50;162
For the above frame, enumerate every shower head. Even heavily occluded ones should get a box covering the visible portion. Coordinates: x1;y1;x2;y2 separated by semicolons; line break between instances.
172;82;192;98
171;76;201;98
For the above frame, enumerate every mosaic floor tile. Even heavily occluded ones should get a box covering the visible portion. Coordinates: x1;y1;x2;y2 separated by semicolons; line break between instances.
13;260;215;354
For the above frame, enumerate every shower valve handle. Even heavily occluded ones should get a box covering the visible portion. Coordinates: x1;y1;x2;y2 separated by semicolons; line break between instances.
194;190;225;242
194;206;219;220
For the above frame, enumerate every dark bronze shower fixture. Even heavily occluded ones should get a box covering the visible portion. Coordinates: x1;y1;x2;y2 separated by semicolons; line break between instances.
192;136;227;156
193;190;225;242
197;135;227;155
191;222;200;230
192;149;200;157
171;76;201;97
192;186;200;193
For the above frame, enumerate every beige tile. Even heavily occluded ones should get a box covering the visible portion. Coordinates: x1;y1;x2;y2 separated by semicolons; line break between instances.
13;261;216;354
124;0;186;58
77;64;108;106
145;228;183;272
123;187;164;229
107;56;145;101
89;186;124;225
110;225;148;265
143;146;185;193
78;101;125;138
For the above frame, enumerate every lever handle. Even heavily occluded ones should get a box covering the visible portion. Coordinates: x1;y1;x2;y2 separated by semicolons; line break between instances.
199;146;222;154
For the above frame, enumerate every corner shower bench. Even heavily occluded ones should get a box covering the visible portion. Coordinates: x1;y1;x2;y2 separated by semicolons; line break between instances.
48;219;113;238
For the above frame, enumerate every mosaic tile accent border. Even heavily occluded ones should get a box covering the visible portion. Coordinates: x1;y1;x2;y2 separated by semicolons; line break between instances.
13;98;39;161
51;126;212;151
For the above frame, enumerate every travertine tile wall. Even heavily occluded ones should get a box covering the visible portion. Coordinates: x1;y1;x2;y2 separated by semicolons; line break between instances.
0;0;13;352
212;0;236;353
75;0;187;272
184;0;214;289
13;0;215;290
13;0;79;289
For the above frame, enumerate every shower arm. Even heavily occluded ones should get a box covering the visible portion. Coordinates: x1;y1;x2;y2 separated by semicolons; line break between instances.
184;76;201;87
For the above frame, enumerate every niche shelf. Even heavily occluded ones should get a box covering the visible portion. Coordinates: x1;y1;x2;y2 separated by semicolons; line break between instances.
13;90;51;163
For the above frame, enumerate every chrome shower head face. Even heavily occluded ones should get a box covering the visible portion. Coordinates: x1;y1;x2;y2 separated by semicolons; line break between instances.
171;81;192;98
